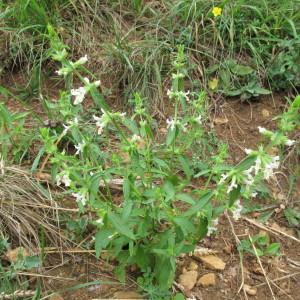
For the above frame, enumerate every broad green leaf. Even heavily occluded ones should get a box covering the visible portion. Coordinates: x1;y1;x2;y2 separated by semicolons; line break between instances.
232;64;254;76
166;127;177;146
176;193;195;205
265;243;280;256
228;186;241;207
95;229;112;258
183;191;214;217
178;155;193;179
108;212;135;240
173;216;196;235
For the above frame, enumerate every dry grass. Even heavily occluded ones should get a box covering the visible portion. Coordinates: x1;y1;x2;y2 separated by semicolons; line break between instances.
0;166;66;251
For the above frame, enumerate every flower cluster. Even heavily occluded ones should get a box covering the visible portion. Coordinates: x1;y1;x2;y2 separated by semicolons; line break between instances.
56;173;71;187
71;77;101;106
72;191;87;206
167;89;190;102
231;199;243;221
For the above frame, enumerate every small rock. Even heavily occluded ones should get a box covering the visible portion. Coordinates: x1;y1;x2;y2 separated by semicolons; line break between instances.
188;261;198;271
262;109;270;118
214;117;228;125
197;273;216;287
49;294;64;300
198;255;226;271
113;291;143;299
179;270;198;291
244;284;257;296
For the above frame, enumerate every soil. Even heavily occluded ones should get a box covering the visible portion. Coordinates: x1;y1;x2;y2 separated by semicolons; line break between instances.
1;74;300;299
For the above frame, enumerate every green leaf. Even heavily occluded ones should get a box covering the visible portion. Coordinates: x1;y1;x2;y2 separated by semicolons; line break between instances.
166;127;176;146
176;193;195;205
284;208;300;226
197;217;208;239
174;293;185;300
178;155;193;179
183;191;214;217
232;64;254;76
228;186;241;207
95;229;112;258
31;147;45;172
89;87;109;111
23;256;41;269
173;217;196;235
108;212;135;240
265;243;280;256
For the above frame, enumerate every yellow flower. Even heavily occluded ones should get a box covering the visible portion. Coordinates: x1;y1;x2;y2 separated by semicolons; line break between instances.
212;6;222;17
208;78;219;90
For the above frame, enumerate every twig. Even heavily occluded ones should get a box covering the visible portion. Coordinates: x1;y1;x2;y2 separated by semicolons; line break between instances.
225;212;247;298
15;272;75;281
254;272;300;288
243;217;300;243
0;290;36;300
249;234;276;300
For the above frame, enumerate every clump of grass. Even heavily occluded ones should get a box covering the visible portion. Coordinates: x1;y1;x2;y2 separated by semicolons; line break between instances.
0;166;64;251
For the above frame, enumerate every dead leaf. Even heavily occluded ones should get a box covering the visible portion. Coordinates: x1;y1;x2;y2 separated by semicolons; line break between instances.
5;247;29;263
244;284;257;296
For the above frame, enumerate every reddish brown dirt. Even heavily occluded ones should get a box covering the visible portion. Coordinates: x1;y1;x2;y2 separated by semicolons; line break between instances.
1;73;299;299
35;94;300;300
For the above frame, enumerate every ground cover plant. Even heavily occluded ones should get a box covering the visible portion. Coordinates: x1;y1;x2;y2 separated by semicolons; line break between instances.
0;1;300;299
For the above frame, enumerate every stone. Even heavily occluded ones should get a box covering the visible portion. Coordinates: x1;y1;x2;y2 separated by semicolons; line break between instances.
197;273;216;287
178;270;198;291
113;291;143;299
198;255;226;271
244;284;257;296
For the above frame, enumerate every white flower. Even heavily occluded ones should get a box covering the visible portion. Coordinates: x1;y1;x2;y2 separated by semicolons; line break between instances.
56;174;71;187
76;55;88;65
227;176;238;194
258;126;267;134
95;218;103;225
75;141;86;155
119;112;126;118
263;155;280;180
219;173;228;184
94;80;101;87
285;139;296;147
131;134;142;142
56;68;70;76
207;218;219;236
243;167;255;186
251;192;258;198
0;154;4;175
93;114;106;135
232;200;243;221
254;157;262;175
166;118;176;131
182;123;188;132
71;86;87;105
195;115;202;125
244;148;253;155
72;192;87;206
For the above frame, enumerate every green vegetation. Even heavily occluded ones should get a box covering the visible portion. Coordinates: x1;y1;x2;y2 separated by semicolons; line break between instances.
0;1;299;299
